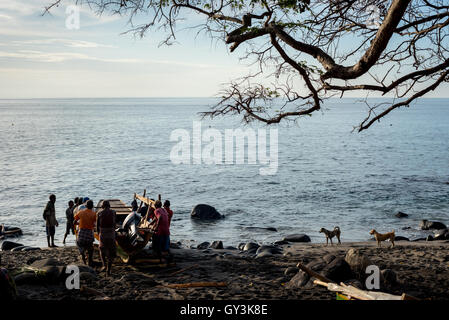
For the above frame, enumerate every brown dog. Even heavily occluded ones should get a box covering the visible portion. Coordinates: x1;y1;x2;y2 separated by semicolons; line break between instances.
370;229;395;248
319;226;341;245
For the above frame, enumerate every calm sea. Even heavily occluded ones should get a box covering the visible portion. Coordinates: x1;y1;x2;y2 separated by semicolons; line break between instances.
0;98;448;248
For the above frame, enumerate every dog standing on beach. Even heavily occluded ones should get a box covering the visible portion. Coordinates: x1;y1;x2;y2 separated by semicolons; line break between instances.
370;229;395;248
319;226;341;245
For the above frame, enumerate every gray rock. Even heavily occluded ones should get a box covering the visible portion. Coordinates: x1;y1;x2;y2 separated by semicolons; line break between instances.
80;272;96;282
284;267;299;276
282;234;311;243
197;242;210;249
426;235;434;241
306;259;327;272
323;254;337;264
10;246;27;252
419;220;447;230
255;251;273;259
285;271;310;289
30;258;61;269
256;245;282;255
190;204;223;220
344;249;373;278
395;211;409;218
274;240;289;245
224;246;237;250
243;242;260;251
1;241;24;251
14;272;42;286
209;241;224;249
323;257;353;282
238;243;246;251
381;269;397;286
21;247;41;252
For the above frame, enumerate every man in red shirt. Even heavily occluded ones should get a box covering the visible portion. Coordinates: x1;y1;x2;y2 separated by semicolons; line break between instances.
152;200;170;260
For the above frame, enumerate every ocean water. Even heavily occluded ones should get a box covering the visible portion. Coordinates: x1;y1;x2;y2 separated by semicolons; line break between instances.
0;97;448;248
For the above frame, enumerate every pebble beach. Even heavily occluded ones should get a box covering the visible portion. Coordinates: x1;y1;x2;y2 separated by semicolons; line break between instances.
1;240;449;300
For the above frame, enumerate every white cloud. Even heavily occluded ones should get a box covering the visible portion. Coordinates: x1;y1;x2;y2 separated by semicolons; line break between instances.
12;39;117;48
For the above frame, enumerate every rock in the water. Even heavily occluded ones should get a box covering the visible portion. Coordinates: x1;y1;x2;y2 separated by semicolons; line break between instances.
344;249;373;278
210;241;224;249
282;234;311;243
243;242;260;252
426;235;433;241
394;236;410;241
395;211;408;218
1;241;24;251
197;242;210;250
224;246;237;250
190;204;223;220
322;257;353;282
419;220;447;230
238;243;246;251
285;271;310;289
284;267;299;276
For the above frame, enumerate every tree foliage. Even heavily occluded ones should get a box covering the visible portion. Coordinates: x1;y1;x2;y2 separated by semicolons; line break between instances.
46;0;449;131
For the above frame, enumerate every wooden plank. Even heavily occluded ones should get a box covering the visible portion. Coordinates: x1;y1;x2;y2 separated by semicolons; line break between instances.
135;193;157;206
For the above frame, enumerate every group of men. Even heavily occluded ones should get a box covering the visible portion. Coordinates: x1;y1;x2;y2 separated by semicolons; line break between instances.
42;194;173;276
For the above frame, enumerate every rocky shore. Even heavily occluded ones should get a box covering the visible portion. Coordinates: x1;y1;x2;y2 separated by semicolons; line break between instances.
1;239;449;300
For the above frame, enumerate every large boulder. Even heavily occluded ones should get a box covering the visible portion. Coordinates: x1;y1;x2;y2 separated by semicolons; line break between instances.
285;271;310;289
419;220;447;230
190;204;223;220
322;257;353;283
344;249;373;279
1;241;24;251
282;234;311;243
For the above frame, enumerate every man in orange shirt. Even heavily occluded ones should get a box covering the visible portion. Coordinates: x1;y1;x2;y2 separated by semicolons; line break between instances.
74;200;96;266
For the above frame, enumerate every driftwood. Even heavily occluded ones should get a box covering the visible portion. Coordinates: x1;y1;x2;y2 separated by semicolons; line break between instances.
296;262;333;283
313;280;419;301
164;282;227;289
169;264;199;276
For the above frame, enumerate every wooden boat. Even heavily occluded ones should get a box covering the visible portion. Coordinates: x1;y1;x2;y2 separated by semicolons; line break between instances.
75;191;161;263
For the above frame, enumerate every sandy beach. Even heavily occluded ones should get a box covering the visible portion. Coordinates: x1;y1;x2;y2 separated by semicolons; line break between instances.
1;240;448;300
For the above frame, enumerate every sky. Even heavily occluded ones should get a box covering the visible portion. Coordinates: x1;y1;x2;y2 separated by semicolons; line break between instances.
0;0;447;99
